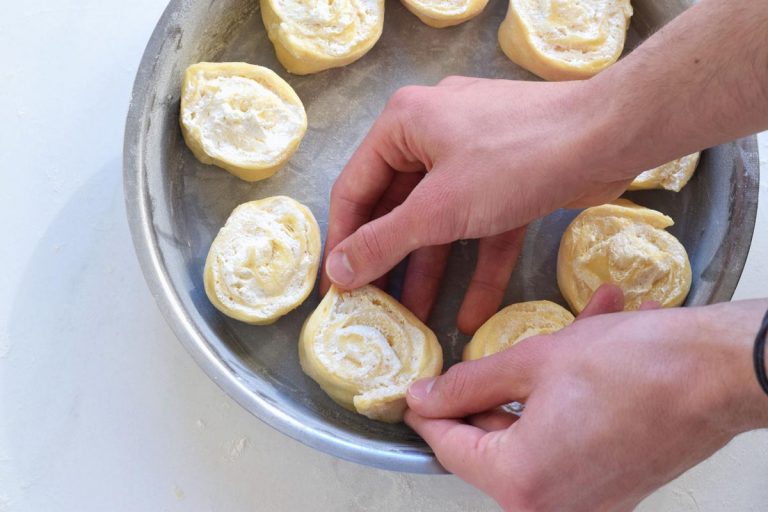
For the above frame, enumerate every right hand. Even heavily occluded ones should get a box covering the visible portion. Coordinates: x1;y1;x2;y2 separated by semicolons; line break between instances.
405;292;768;511
322;76;633;332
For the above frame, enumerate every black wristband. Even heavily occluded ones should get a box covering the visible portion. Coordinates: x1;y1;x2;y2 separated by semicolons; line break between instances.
753;309;768;396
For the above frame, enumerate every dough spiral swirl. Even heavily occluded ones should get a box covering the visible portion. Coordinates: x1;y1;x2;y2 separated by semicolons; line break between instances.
204;196;321;324
498;0;633;81
180;62;307;181
464;301;574;361
261;0;385;74
628;153;700;192
299;285;443;422
401;0;489;28
557;200;691;314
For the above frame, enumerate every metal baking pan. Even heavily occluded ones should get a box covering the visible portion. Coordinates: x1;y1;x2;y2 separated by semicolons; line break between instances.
123;0;759;473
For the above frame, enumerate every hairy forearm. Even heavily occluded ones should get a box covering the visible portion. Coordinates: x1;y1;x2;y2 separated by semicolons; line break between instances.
584;0;768;179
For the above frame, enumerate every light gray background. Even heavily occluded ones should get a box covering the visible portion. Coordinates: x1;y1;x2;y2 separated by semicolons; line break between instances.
1;1;767;510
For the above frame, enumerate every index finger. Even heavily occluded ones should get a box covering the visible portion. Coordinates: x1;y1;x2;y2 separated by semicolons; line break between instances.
320;96;426;294
404;409;499;480
406;334;551;419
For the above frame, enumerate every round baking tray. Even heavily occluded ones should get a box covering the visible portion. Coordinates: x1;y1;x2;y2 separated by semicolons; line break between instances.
124;0;759;473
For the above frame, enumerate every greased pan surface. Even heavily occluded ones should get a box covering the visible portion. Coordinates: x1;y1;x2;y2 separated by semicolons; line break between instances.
124;0;758;473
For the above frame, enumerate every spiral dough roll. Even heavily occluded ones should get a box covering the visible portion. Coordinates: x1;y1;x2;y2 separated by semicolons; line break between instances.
557;199;692;314
180;62;307;182
299;285;443;423
261;0;385;75
464;301;574;361
628;153;700;192
204;196;321;324
401;0;489;28
498;0;633;81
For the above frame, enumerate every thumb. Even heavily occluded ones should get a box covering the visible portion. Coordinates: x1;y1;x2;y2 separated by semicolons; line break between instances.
577;283;625;319
407;336;550;419
325;202;423;289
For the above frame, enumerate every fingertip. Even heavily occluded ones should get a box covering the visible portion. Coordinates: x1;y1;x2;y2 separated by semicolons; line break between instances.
372;274;389;293
400;279;433;323
325;249;356;288
405;300;431;325
407;377;436;409
457;313;481;336
457;293;497;335
639;300;662;311
598;283;625;310
578;283;625;319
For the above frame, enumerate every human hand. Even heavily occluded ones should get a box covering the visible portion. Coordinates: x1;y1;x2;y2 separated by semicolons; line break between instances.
405;287;768;511
321;77;634;333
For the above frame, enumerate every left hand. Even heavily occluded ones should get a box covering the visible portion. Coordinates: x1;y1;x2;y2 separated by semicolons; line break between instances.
320;76;629;333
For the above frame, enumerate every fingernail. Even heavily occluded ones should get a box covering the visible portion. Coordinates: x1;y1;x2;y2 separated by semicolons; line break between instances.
326;251;355;286
408;377;436;401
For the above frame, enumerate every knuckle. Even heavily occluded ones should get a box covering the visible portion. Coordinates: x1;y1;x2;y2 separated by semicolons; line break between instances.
437;75;465;87
411;184;469;243
388;85;426;112
330;182;369;220
329;180;344;203
387;86;434;135
356;223;385;262
438;364;472;403
329;179;355;208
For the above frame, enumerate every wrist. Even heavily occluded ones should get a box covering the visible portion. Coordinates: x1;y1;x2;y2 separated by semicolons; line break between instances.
574;71;657;183
541;77;639;194
693;301;768;433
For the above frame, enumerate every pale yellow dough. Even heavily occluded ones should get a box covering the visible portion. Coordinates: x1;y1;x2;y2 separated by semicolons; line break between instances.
299;285;443;423
464;301;574;361
557;200;692;313
261;0;384;75
628;153;701;192
401;0;489;28
180;62;307;182
498;0;633;81
204;196;321;325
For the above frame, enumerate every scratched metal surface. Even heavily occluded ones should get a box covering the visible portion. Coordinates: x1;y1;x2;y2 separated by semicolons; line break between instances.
123;0;758;473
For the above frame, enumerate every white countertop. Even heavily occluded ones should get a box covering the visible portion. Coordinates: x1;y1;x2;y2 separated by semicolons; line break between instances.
1;1;767;510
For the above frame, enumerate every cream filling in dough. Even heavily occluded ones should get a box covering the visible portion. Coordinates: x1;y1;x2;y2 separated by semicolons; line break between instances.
407;0;479;16
182;73;305;167
300;285;442;422
464;301;574;360
570;220;687;305
206;197;320;322
271;0;382;57
629;153;700;192
515;0;632;65
558;201;691;313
